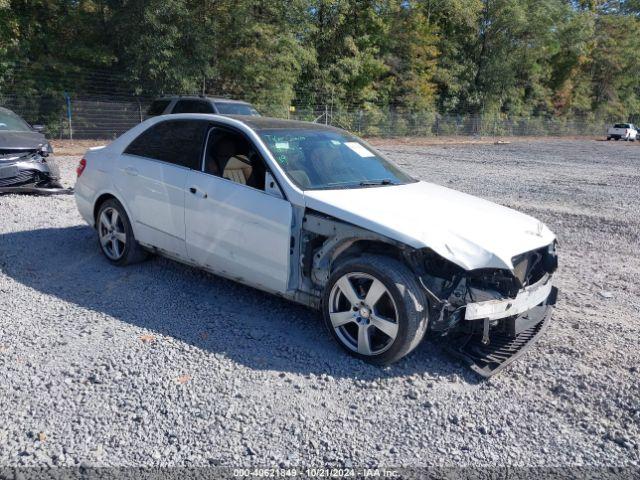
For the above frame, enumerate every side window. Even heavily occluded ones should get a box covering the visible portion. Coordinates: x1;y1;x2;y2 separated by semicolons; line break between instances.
146;100;170;117
172;100;214;114
203;127;267;191
124;120;208;169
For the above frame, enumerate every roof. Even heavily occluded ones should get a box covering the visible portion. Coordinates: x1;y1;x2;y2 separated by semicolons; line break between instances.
228;115;341;132
154;95;252;105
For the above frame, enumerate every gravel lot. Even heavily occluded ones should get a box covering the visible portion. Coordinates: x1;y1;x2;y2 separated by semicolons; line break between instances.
0;139;638;468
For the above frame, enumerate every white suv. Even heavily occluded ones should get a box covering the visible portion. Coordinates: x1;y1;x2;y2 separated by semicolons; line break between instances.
74;114;558;375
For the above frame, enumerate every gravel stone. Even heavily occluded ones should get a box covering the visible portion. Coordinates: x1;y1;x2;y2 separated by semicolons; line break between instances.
0;139;638;467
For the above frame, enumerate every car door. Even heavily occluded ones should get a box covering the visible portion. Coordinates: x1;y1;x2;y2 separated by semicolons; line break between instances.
117;119;208;259
184;125;292;293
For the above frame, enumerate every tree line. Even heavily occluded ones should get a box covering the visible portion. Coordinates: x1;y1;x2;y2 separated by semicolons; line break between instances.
1;0;639;121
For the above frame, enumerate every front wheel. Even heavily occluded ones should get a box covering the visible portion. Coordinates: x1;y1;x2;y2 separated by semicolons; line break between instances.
322;255;429;365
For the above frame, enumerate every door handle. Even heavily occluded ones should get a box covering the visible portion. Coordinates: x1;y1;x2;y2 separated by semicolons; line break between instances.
124;166;138;176
189;186;208;199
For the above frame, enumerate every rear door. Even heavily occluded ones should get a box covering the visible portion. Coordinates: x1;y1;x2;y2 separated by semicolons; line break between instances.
184;125;292;293
117;119;208;259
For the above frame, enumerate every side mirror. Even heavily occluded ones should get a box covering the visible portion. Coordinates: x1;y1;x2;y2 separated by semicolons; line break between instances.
265;171;284;199
32;124;45;132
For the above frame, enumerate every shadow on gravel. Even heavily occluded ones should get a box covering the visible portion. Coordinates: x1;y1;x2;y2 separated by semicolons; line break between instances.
0;226;479;383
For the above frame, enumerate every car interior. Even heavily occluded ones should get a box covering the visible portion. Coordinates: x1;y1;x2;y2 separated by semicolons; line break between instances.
204;129;266;190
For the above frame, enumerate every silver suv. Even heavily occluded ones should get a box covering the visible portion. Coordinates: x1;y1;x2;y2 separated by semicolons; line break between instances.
146;96;260;118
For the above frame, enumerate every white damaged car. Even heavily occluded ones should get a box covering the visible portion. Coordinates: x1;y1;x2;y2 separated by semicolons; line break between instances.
75;115;558;376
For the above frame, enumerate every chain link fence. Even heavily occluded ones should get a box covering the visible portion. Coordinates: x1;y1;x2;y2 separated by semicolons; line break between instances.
0;91;613;140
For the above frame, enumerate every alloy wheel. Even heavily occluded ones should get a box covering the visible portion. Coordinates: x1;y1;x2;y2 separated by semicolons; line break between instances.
98;207;127;261
328;272;399;356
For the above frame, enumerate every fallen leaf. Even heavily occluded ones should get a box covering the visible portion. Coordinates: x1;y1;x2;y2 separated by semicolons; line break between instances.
38;432;47;442
177;374;191;385
139;334;156;343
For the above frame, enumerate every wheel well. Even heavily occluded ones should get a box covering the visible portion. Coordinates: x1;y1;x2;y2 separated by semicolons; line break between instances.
93;193;117;224
331;240;405;272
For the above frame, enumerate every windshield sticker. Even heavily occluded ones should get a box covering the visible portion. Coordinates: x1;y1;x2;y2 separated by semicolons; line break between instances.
275;142;289;150
345;142;375;157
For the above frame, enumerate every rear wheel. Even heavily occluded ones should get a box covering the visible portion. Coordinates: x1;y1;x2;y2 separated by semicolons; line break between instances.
322;255;429;365
96;199;148;266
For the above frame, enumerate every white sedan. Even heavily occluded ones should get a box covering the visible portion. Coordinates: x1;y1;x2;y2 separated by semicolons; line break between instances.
75;114;558;375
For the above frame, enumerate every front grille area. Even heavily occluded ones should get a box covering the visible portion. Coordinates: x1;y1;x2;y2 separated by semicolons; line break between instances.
0;170;38;187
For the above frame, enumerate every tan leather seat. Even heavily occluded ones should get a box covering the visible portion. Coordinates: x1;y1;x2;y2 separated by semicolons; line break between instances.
223;156;252;185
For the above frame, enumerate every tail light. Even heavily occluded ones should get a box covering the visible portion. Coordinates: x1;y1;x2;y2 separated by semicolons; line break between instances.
76;158;87;177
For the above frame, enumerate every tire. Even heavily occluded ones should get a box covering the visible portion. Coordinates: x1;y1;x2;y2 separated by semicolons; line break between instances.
606;136;611;141
322;254;429;365
615;137;620;141
96;198;148;266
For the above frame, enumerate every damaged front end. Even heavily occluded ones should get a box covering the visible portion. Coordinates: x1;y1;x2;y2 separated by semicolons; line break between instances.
416;243;559;377
0;150;70;195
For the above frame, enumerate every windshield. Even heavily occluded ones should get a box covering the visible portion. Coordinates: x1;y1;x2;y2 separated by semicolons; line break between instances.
0;108;32;132
215;102;260;116
258;128;416;190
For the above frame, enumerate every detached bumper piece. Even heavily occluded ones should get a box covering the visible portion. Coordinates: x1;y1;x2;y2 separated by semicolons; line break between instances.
448;287;558;377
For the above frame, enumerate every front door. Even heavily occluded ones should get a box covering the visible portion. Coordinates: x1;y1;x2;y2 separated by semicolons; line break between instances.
184;126;292;293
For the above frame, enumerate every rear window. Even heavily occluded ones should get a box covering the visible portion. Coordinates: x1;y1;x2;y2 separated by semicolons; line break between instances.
124;119;208;169
614;123;630;129
173;100;214;114
214;102;260;116
146;100;171;117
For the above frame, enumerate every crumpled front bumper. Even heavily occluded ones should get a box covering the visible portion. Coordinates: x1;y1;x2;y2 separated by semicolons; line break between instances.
448;284;558;377
464;275;554;321
0;155;71;195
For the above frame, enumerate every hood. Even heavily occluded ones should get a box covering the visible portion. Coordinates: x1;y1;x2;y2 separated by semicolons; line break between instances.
0;131;46;152
304;181;556;271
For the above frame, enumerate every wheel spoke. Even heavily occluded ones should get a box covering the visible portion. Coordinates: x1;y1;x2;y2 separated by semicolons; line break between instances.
113;231;127;243
364;279;386;308
111;238;120;257
110;210;120;229
370;314;398;339
357;325;372;355
337;276;360;306
100;234;110;246
330;310;355;328
99;211;110;231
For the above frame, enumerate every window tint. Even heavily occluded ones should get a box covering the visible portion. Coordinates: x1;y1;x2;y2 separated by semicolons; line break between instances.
146;100;171;117
124;120;208;169
173;100;214;114
614;123;630;129
214;102;260;116
203;127;266;190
